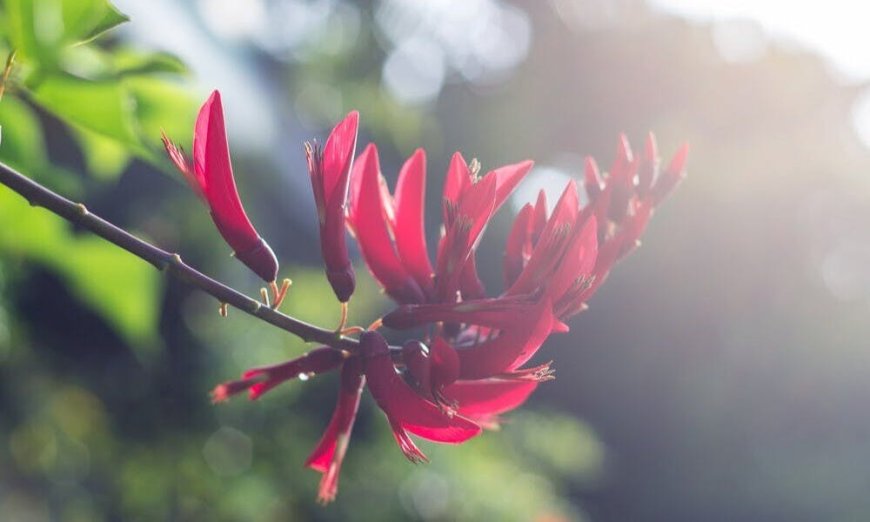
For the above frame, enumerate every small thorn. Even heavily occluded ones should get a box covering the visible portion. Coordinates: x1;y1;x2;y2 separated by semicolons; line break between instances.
340;350;352;359
76;203;89;216
171;253;183;265
219;302;228;317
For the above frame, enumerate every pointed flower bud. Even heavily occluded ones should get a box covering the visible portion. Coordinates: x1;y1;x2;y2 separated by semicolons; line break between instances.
162;90;278;282
306;111;359;302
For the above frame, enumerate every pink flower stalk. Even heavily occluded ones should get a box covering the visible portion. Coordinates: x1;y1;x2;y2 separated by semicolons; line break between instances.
162;90;278;283
212;129;687;502
306;112;360;302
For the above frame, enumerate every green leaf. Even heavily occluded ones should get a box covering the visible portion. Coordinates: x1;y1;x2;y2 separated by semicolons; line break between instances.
0;187;160;352
112;50;187;77
77;0;129;43
52;235;159;348
73;126;130;180
4;0;128;68
124;76;198;154
0;94;47;172
30;72;140;148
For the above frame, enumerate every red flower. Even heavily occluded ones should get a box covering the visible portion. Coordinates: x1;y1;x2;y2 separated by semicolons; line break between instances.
212;130;687;503
162;90;278;283
306;111;360;302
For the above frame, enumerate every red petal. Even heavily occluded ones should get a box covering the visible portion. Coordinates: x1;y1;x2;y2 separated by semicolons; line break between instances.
531;190;548;244
609;133;635;184
583;157;604;201
321;188;355;302
305;358;365;503
459;255;487;300
442;151;471;226
349;145;424;304
545;215;598;303
503;203;533;289
402;341;431;392
637;132;659;195
651;143;689;205
506;181;579;296
361;332;481;444
488;160;533;212
457;297;555;379
193;90;278;282
435;175;496;300
320;111;359;204
430;337;459;390
393;149;434;295
444;379;538;419
243;347;344;400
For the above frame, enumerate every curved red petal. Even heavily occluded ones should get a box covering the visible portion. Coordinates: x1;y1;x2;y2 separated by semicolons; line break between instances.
506;181;578;296
545;215;598;303
488;159;533;213
305;358;364;503
435;175;496;300
242;347;345;400
350;145;423;303
503;203;533;289
442;151;471;226
444;379;538;419
394;148;434;295
361;332;481;444
430;337;459;390
457;297;555;379
460;255;487;300
194;90;277;282
321;111;359;204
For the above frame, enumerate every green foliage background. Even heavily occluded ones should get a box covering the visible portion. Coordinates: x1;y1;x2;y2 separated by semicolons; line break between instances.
3;1;870;521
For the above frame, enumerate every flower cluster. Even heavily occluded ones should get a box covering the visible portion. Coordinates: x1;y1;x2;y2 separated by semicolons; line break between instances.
167;91;687;503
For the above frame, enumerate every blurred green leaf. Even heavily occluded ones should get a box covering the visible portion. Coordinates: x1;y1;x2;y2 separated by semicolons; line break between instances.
30;73;140;147
123;76;198;155
4;0;44;64
0;187;159;350
75;0;128;44
112;50;187;77
72;127;130;180
51;235;158;347
4;0;127;64
0;95;46;172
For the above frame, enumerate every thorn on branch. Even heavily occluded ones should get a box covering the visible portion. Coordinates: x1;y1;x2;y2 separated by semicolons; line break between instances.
76;203;89;216
219;302;228;317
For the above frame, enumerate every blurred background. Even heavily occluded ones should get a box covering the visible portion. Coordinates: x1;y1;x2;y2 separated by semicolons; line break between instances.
2;0;870;520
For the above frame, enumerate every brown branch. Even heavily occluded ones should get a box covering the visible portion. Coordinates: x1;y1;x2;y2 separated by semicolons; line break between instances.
0;160;358;351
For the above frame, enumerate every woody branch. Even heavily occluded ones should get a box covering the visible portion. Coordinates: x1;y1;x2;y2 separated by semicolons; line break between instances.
0;160;359;351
